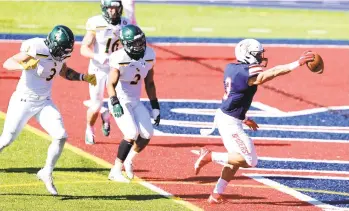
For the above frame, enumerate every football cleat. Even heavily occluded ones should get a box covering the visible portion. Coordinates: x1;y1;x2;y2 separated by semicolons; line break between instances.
108;167;130;183
194;147;212;175
85;128;95;145
37;169;58;196
101;113;110;137
124;161;134;179
208;193;225;204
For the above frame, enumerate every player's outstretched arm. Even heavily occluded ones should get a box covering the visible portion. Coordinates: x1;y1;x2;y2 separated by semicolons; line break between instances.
144;68;160;126
3;52;38;71
59;63;96;85
248;51;314;86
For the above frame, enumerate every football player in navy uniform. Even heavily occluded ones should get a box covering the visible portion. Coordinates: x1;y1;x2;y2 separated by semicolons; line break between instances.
194;39;315;204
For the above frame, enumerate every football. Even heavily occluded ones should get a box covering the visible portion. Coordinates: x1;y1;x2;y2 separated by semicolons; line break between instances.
307;53;324;74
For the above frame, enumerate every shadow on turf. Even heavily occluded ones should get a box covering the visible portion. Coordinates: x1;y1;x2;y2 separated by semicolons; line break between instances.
0;193;168;201
0;167;148;174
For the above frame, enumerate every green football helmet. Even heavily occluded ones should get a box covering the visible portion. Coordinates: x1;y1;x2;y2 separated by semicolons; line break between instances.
101;0;123;25
45;25;75;62
120;25;146;60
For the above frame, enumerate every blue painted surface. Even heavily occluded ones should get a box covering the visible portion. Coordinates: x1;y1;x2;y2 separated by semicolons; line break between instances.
265;176;349;208
1;34;349;45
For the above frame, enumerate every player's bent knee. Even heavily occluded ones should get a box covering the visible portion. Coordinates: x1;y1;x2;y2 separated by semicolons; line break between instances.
124;131;139;141
51;129;68;140
89;100;103;113
139;129;153;140
117;139;133;162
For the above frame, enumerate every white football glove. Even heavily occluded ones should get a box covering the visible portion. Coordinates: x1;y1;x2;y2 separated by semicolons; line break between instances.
152;109;160;126
93;54;109;65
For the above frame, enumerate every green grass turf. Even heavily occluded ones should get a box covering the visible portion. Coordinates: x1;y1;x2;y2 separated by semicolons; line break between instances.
0;2;348;39
0;117;191;211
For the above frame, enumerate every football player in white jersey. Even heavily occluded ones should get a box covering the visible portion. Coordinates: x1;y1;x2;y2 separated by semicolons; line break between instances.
122;0;137;25
81;0;131;145
107;25;160;182
0;25;97;195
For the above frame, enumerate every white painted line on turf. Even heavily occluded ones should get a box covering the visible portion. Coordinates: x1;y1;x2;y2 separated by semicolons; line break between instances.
308;30;328;35
248;28;272;33
141;26;157;32
191;150;349;165
192;27;213;32
18;24;39;29
244;173;349;181
245;174;348;210
75;25;86;30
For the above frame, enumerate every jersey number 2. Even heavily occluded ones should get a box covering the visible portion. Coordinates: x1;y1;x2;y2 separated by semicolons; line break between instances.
105;38;119;53
46;68;56;81
130;68;141;85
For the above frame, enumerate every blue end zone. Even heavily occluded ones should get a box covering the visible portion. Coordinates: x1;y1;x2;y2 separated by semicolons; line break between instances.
99;100;349;141
1;33;349;45
265;176;349;208
258;160;349;172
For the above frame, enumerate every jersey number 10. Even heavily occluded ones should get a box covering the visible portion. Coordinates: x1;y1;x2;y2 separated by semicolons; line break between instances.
105;38;119;53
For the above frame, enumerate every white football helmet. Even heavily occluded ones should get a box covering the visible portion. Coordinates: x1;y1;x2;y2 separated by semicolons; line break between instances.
235;39;267;66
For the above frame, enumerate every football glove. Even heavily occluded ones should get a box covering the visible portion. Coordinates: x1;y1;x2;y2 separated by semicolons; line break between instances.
84;74;97;86
20;58;39;70
150;99;160;126
110;96;124;118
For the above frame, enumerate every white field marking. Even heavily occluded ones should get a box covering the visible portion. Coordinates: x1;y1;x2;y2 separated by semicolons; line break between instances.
191;150;349;164
159;118;349;134
141;26;157;32
18;24;39;29
242;168;349;175
0;112;203;211
243;173;349;181
191;150;349;175
192;27;213;32
1;39;349;49
308;29;328;35
259;156;349;164
244;174;348;211
170;108;281;116
248;28;272;33
169;132;349;143
75;25;85;30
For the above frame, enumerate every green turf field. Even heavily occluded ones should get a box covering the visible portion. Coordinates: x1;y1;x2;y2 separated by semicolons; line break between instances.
0;2;348;39
0;116;191;211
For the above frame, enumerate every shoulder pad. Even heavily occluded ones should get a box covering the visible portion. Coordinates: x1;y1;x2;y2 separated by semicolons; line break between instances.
144;47;156;65
86;15;108;31
109;50;130;69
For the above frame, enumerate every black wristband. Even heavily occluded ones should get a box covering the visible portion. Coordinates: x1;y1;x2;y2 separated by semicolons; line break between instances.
150;99;160;110
110;95;120;106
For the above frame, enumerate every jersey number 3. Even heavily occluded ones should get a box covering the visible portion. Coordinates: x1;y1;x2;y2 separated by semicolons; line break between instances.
46;68;56;81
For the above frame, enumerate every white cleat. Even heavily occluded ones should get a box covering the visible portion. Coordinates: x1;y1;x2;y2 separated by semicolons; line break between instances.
37;169;58;196
124;161;134;179
85;128;95;145
108;168;130;183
